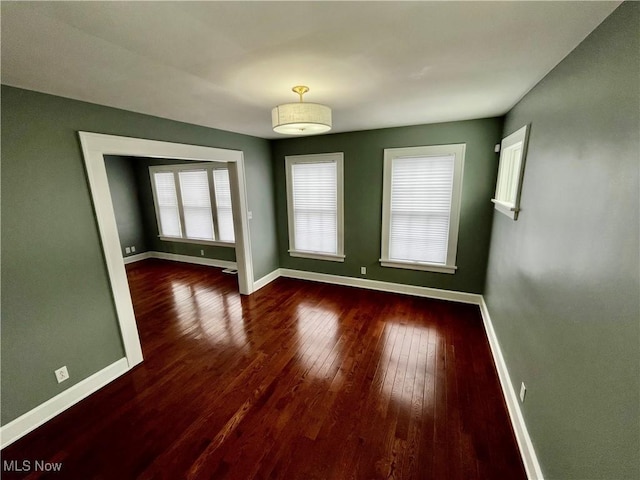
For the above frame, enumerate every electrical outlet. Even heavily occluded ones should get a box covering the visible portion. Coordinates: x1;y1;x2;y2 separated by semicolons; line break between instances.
55;366;69;384
519;382;526;403
361;266;366;275
131;246;136;253
200;249;205;256
125;247;131;254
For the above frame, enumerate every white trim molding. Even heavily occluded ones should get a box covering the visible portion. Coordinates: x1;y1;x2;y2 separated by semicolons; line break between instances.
253;269;282;292
0;358;129;449
123;252;153;264
380;259;457;274
288;251;346;262
279;269;481;305
78;132;256;369
157;236;235;248
150;251;236;270
479;298;544;480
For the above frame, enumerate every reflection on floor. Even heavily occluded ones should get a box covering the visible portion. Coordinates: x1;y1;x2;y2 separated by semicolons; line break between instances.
2;259;526;479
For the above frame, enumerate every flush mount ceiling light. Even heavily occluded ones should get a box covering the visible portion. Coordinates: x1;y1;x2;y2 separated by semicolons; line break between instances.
272;86;332;135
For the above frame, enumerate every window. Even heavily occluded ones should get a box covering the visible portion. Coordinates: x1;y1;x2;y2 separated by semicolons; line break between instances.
492;124;529;220
285;153;344;262
212;168;235;242
149;163;235;245
178;170;214;240
380;144;465;274
153;171;182;237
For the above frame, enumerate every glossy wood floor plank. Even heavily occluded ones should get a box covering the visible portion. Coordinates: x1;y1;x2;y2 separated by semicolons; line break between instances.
3;260;526;479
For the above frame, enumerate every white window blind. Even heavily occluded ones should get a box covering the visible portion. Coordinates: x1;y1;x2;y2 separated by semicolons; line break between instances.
213;169;235;242
178;170;214;240
149;163;236;246
381;144;465;274
389;155;454;265
153;172;182;237
285;152;344;262
291;161;338;254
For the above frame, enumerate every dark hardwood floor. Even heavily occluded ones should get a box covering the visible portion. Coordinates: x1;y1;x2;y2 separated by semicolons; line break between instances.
3;259;526;479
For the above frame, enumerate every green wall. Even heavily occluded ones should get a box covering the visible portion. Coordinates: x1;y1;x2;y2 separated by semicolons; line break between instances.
484;3;640;479
1;86;278;424
4;9;637;478
104;155;237;262
104;155;148;256
271;118;503;294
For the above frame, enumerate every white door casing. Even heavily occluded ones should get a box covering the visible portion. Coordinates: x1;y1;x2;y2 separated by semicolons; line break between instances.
78;132;254;368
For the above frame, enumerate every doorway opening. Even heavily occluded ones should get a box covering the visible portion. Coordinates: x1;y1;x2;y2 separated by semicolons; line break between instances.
79;132;254;369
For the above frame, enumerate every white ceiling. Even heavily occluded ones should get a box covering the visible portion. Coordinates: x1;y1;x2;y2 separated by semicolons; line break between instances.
1;1;619;139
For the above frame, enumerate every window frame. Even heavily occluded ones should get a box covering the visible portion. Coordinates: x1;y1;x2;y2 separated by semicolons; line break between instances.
149;162;235;247
285;152;345;262
380;144;466;274
492;124;530;220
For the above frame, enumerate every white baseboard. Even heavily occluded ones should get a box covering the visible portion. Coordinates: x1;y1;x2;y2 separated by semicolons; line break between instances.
123;252;152;264
0;358;129;450
279;268;482;305
479;298;544;480
253;269;281;292
145;251;237;270
0;253;234;450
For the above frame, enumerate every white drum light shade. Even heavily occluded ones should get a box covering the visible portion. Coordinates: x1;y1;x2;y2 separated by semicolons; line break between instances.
272;86;332;135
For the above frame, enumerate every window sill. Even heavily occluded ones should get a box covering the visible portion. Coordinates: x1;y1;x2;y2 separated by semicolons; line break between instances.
491;199;519;220
289;250;345;262
159;236;235;248
379;259;457;274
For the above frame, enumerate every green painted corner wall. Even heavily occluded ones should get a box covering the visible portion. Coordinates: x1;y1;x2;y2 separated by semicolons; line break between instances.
271;118;504;294
3;9;637;479
1;86;278;424
104;155;237;263
104;155;149;256
484;3;640;479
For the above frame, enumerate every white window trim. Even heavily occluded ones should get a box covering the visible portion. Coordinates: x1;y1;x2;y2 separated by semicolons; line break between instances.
379;259;458;274
285;152;345;262
492;124;530;220
380;144;466;274
157;236;234;248
149;162;236;245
